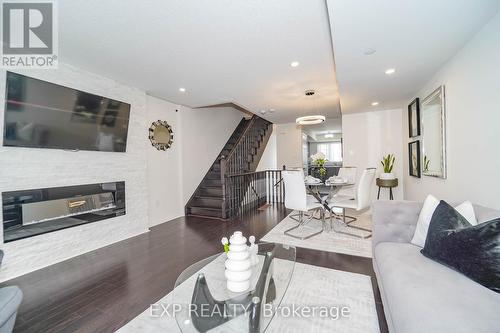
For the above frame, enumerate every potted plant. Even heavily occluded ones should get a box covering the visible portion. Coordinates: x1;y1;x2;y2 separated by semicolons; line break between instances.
380;154;396;180
423;155;430;173
311;152;327;181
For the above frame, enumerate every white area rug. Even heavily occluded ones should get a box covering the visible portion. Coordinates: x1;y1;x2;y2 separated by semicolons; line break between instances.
117;262;379;333
260;211;373;258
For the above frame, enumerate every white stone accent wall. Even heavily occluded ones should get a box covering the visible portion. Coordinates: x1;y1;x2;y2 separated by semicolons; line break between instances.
0;64;150;281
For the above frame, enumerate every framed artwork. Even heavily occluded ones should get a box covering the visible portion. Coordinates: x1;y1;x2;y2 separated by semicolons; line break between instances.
408;98;420;138
409;140;421;178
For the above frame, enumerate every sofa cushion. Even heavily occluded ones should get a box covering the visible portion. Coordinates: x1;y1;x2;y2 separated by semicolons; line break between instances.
422;201;500;293
374;242;500;333
411;195;478;247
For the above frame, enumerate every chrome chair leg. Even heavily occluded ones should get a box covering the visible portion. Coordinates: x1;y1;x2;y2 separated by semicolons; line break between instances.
343;214;357;224
289;211;302;223
342;209;370;232
330;208;372;239
291;208;323;223
284;208;324;240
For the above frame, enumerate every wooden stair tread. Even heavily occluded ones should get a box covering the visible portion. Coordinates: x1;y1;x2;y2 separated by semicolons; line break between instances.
185;213;226;221
188;206;222;211
201;185;222;189
194;195;222;200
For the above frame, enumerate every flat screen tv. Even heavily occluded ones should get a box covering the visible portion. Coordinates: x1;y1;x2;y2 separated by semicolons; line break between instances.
3;72;131;152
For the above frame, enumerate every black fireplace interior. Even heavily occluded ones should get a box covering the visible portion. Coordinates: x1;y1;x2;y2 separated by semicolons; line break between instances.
2;181;125;242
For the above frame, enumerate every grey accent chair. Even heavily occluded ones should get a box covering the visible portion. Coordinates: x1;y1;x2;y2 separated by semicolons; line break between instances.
0;251;23;333
0;286;22;333
372;200;500;333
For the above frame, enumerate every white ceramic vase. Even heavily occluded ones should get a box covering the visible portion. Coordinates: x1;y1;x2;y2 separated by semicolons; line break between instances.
225;231;252;292
380;172;395;180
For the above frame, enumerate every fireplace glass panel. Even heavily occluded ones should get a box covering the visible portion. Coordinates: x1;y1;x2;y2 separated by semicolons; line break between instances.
2;181;125;242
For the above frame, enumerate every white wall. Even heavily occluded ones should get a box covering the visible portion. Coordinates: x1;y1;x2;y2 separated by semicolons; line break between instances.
146;96;183;227
256;125;277;171
146;102;246;223
0;64;150;281
402;11;500;210
179;107;244;204
342;109;404;201
275;122;303;169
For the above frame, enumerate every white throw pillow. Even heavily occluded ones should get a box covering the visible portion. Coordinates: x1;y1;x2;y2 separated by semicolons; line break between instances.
455;201;478;226
410;195;477;248
411;195;440;247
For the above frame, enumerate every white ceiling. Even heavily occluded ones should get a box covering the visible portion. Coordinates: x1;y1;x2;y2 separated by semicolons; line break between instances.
59;0;340;124
327;0;500;114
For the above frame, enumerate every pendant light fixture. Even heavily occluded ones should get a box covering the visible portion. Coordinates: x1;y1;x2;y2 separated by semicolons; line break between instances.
296;115;325;125
295;90;325;125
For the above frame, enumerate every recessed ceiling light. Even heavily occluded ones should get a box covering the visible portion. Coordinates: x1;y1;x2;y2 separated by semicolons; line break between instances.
385;68;396;75
290;61;300;67
371;101;379;106
179;87;186;92
269;108;275;112
324;134;334;139
295;115;325;125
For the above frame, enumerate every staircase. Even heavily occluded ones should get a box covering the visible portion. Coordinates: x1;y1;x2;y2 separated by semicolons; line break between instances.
185;115;273;219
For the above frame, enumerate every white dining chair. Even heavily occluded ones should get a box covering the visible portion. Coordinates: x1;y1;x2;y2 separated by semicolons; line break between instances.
328;168;376;239
322;166;357;205
329;166;358;220
335;166;357;198
282;170;325;240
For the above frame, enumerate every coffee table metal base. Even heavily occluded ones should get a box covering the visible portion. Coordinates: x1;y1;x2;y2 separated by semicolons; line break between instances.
190;252;276;333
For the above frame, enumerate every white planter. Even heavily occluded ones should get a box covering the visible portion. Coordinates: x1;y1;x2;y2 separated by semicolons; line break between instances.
380;172;395;180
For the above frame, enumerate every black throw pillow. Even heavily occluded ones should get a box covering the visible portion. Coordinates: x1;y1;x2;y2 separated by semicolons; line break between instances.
421;200;500;293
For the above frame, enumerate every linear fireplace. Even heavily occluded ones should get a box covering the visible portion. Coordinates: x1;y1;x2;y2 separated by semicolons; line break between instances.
2;182;125;242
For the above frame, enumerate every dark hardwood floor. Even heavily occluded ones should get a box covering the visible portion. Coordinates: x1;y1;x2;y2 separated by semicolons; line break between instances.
1;205;388;333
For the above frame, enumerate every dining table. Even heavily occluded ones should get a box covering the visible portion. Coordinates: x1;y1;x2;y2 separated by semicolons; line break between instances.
304;178;354;216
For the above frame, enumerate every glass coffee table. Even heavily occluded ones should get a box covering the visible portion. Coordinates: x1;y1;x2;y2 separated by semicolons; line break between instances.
173;243;296;333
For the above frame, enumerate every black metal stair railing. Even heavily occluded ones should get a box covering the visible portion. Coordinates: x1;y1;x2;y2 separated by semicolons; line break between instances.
223;170;284;219
219;116;274;219
185;114;276;220
220;116;271;175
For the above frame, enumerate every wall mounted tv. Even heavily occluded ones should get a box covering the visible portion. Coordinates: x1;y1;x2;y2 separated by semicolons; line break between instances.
3;72;131;152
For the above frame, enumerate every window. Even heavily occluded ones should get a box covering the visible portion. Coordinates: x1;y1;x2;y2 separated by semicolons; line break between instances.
317;141;343;163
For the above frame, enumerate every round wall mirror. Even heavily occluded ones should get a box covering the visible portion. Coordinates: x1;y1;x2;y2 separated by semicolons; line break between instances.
149;120;173;151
